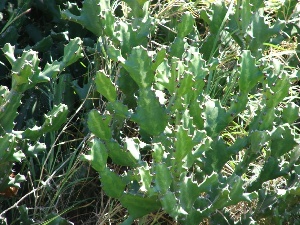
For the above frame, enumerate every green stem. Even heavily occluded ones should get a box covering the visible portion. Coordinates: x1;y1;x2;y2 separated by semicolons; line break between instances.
0;90;23;134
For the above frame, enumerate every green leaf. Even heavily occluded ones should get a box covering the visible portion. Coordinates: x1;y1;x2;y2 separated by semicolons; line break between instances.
2;43;16;65
0;90;22;133
62;37;83;67
248;14;285;54
265;73;290;109
160;191;187;220
32;35;53;52
169;37;185;58
198;172;219;193
248;157;287;192
124;138;140;161
177;12;194;38
238;50;263;94
199;1;228;60
8;174;26;188
107;45;123;61
177;72;194;97
40;61;61;81
152;142;164;163
155;163;172;194
277;0;298;20
107;101;131;118
25;142;46;158
228;93;248;115
232;0;252;33
138;166;152;192
40;104;69;133
122;0;149;18
12;150;26;162
209;1;228;34
227;0;255;48
179;177;200;212
270;124;297;158
4;45;43;92
119;194;161;219
61;0;107;36
210;188;230;209
202;98;231;137
228;175;257;205
95;70;117;102
122;46;154;88
12;65;34;87
90;138;108;172
87;110;112;141
131;88;167;135
174;125;194;163
23;104;69;141
204;137;232;173
100;168;126;198
22;126;41;141
151;47;166;71
106;140;139;167
0;134;17;160
189;100;204;130
53;73;76;111
282;102;300;124
250;131;270;154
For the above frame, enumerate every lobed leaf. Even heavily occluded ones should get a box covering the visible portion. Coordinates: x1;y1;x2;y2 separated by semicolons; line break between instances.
95;70;117;102
87;110;112;141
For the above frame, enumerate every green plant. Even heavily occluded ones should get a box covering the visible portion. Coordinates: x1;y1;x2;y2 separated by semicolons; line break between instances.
1;0;299;224
0;1;98;224
0;38;83;224
60;0;300;224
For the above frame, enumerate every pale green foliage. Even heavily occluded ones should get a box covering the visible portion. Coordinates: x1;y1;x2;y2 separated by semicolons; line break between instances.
1;0;299;224
67;0;300;224
0;38;82;196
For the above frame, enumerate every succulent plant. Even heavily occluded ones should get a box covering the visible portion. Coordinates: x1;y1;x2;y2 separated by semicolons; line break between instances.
67;0;300;223
0;38;82;196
